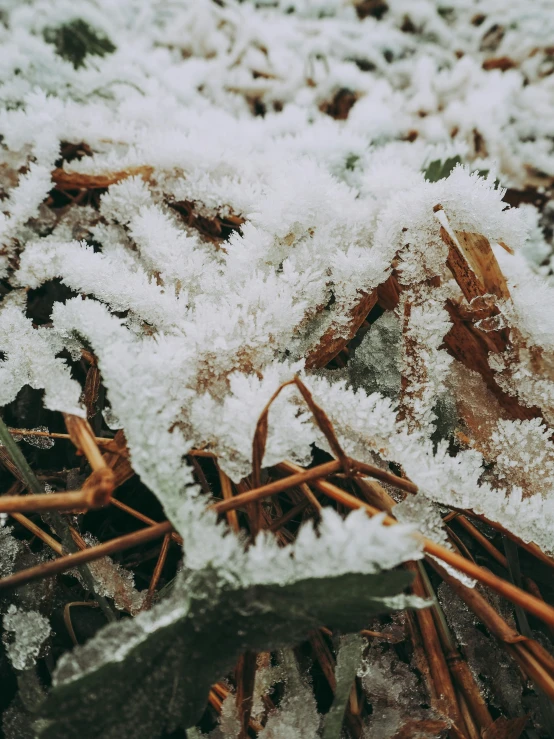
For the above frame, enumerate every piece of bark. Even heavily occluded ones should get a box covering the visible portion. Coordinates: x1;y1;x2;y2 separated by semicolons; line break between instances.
481;715;528;739
51;165;153;191
305;289;378;369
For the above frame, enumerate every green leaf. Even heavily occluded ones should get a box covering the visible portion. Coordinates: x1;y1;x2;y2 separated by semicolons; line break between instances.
37;567;416;739
423;155;462;182
43;20;116;69
322;634;364;739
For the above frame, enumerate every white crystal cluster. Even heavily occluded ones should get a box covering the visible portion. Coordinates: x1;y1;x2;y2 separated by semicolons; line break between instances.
2;604;51;671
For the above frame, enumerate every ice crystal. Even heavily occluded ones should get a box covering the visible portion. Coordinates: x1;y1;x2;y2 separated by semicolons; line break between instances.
0;526;21;577
258;651;320;739
2;605;51;672
74;533;146;615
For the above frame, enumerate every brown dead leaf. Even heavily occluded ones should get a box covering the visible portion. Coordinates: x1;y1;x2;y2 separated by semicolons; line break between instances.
51;165;153;191
481;715;528;739
305;289;378;369
482;57;517;71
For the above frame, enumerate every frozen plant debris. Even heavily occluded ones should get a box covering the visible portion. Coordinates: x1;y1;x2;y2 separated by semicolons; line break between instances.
1;0;554;736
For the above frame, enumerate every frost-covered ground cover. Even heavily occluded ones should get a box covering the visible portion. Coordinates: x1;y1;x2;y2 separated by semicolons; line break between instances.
1;0;554;737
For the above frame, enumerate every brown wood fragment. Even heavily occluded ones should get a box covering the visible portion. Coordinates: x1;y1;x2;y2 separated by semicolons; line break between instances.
440;226;510;302
481;716;528;739
51;165;153;191
319;88;359;120
443;300;541;421
235;651;257;739
482;57;517;71
405;562;466;738
168;199;244;244
305;289;378;369
376;272;401;311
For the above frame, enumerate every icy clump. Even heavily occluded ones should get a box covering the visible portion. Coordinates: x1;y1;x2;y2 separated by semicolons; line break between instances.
0;526;21;577
437;583;524;715
11;426;55;450
258;651;320;739
359;637;434;739
346;312;402;400
2;605;51;671
81;533;146;615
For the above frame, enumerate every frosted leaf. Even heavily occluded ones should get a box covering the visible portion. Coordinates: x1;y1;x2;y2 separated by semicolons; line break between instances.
322;634;364;739
39;553;421;738
0;294;84;417
2;605;51;671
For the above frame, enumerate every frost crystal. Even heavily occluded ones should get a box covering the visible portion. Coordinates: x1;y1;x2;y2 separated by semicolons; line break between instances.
258;651;320;739
0;526;21;577
2;605;51;672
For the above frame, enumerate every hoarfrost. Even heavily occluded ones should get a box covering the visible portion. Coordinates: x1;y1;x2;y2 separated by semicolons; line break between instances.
258;651;320;739
2;605;51;672
0;526;21;577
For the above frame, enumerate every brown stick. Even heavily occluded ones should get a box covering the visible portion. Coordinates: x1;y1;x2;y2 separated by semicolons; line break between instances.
218;468;239;533
0;490;89;513
110;497;182;544
235;651;257;739
10;512;63;555
143;533;172;610
278;461;554;628
211;460;342;514
0;521;172;591
406;562;466;737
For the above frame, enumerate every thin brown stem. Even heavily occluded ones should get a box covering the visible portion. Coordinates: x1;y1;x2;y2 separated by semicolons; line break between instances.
211;460;341;515
218;467;239;533
143;533;172;610
9;512;63;555
63;601;99;646
406;562;466;737
110;497;182;544
0;490;89;513
268;499;310;532
278;461;554;628
0;521;172;592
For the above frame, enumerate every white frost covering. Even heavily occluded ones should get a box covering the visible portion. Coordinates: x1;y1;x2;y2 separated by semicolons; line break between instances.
0;0;553;558
2;604;51;671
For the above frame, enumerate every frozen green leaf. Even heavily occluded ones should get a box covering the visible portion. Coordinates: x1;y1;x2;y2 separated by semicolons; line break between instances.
322;634;364;739
423;156;462;182
37;567;415;739
43;20;116;69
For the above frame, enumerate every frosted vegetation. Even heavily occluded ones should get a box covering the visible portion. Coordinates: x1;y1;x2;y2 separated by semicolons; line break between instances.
0;0;554;736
